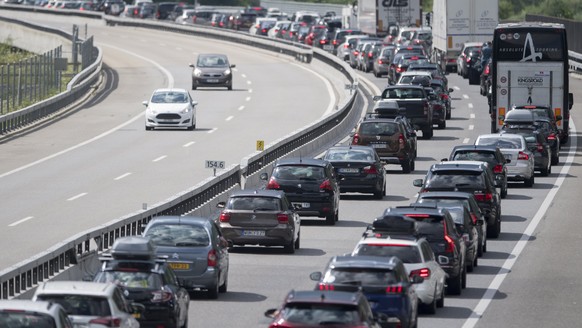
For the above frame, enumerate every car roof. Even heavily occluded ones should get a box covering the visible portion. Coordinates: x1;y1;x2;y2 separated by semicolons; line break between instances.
330;255;401;270
35;281;116;296
0;300;64;313
505;109;535;121
229;189;285;198
451;144;499;153
327;145;375;151
463;42;482;47
386;205;448;216
358;235;421;247
147;215;212;226
400;71;432;77
431;160;487;171
285;290;363;305
275;158;328;167
153;88;188;93
477;133;525;140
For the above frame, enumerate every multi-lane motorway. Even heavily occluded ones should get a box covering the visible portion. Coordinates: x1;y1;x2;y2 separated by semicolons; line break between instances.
1;11;582;328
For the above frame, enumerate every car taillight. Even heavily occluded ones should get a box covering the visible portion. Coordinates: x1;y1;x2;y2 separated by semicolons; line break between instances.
518;151;529;160
396;67;404;73
493;164;503;173
332;40;338;45
89;317;122;327
423;102;429;115
484;65;490;75
386;285;403;293
475;192;493;202
262;28;267;33
354;51;359;56
363;165;377;174
440;94;449;101
466;57;471;63
267;178;280;189
277;213;289;224
319;40;326;44
219;211;231;223
207;249;217;267
368;52;373;58
378;59;383;64
318;283;334;291
536;143;544;152
444;234;455;253
151;290;173;303
320;179;333;192
344;44;349;48
398;133;405;147
352;133;360;145
409;268;431;279
547;133;556;141
470;213;478;224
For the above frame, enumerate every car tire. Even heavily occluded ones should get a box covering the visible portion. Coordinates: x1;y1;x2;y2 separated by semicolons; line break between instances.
423;289;438;314
423;127;433;139
294;232;300;249
483;238;488;253
187;122;195;131
474;255;478;268
207;281;219;299
180;317;188;328
219;271;228;293
284;238;295;254
445;110;451;120
145;126;153;131
500;182;508;199
541;164;550;177
461;266;467;289
227;85;232;91
477;239;484;257
326;213;336;226
402;160;412;174
373;70;379;78
436;287;445;308
373;182;384;199
438;120;446;129
524;174;535;187
467;256;475;273
447;271;462;295
551;153;559;165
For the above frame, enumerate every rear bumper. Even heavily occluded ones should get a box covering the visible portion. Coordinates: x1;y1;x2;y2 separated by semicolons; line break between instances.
221;226;293;246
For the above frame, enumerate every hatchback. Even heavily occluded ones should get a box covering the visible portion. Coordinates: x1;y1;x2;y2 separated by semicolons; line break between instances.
0;300;73;328
373;45;396;77
322;145;386;198
143;88;197;131
189;53;235;90
217;189;300;253
142;216;230;299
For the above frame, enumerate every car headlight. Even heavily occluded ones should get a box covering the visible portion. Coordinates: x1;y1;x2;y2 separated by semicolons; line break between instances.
223;69;231;75
194;68;202;77
147;108;157;115
180;107;191;114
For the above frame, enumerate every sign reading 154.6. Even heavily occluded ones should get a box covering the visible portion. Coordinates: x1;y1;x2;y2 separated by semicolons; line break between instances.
382;0;408;7
205;160;226;169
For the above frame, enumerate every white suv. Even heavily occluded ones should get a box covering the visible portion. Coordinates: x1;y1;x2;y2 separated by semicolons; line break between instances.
32;281;141;328
352;231;447;314
0;300;73;328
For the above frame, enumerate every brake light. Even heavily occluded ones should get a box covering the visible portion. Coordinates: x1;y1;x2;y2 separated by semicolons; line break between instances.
207;249;217;267
518;151;529;160
277;213;289;224
89;317;122;327
444;234;455;253
548;133;556;141
405;214;430;218
368;52;373;58
267;178;280;189
320;40;326;44
440;94;449;101
219;211;231;223
409;268;431;279
352;133;360;144
320;179;333;192
470;213;478;224
423;102;429;115
484;65;490;75
466;57;471;63
396;67;404;73
493;164;503;173
151;290;173;303
398;133;405;147
474;192;493;202
537;143;544;152
318;283;334;291
386;285;403;293
363;165;378;174
378;59;383;64
262;28;267;33
333;40;338;45
344;44;349;48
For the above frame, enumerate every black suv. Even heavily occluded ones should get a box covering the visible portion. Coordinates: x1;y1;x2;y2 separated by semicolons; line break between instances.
351;107;418;173
261;158;340;225
310;255;421;328
447;144;509;198
413;161;502;238
380;206;467;295
93;237;190;328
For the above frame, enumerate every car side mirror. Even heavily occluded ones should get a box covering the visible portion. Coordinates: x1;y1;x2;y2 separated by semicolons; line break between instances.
440;158;448;162
309;272;322;281
189;63;195;68
216;201;226;208
230;64;236;68
259;172;269;181
412;179;423;187
448;88;454;93
142;101;148;106
191;101;198;107
555;115;563;121
372;95;381;101
264;309;278;318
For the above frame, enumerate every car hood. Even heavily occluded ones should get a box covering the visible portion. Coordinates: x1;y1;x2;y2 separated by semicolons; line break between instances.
147;103;189;113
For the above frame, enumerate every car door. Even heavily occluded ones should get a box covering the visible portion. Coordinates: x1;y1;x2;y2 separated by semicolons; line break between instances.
163;266;189;326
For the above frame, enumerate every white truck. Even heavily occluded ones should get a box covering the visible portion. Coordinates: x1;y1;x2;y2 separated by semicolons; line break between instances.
357;0;422;37
431;0;498;72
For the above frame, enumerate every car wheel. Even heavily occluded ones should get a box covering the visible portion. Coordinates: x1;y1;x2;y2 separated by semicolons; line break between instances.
423;127;433;139
487;221;500;238
461;266;467;289
227;85;232;91
373;181;384;199
422;289;437;314
207;281;219;299
445;109;451;120
187;122;195;131
474;255;478;268
524;174;535;187
436;286;445;308
483;238;487;253
541;164;550;177
145;126;153;131
218;271;228;293
402;160;412;174
326;213;336;226
373;70;379;78
438;120;446;129
477;238;484;257
467;255;475;273
335;209;339;222
411;159;415;172
180;317;188;328
500;182;508;199
551;153;559;165
294;232;300;249
284;238;295;254
446;271;462;295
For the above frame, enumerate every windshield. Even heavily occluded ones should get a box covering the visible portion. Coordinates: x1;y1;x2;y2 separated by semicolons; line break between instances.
452;151;497;166
151;91;188;104
197;55;228;68
476;137;523;149
144;223;210;247
425;171;485;190
95;271;162;289
227;196;280;211
281;303;360;325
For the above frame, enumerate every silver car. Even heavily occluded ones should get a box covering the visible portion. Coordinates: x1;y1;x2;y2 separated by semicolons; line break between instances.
0;300;73;328
475;133;535;187
189;53;235;90
142;216;230;299
143;88;197;131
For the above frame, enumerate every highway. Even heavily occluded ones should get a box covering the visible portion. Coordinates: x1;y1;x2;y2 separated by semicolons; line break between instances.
2;10;582;328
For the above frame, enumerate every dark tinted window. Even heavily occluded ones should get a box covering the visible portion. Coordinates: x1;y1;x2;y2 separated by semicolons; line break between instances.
324;149;375;161
406;216;445;241
359;122;398;136
95;271;162;289
0;312;56;328
281;303;360;325
226;196;281;211
425;170;485;189
353;244;421;263
145;224;210;247
452;151;497;166
273;165;325;180
476;136;523;149
35;295;111;316
325;268;397;285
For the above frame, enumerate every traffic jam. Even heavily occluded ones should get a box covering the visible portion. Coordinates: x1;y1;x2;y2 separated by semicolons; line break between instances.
0;0;576;328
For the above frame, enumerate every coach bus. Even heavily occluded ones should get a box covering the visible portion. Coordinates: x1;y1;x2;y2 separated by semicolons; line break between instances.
490;22;573;144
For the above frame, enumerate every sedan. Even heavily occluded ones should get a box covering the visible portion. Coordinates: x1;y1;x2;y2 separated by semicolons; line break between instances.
142;216;230;299
217;189;301;253
322;145;386;199
143;88;197;131
189;53;235;90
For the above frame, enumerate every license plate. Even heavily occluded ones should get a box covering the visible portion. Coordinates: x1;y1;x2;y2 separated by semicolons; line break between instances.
168;262;190;270
242;230;266;236
292;202;310;209
371;143;386;148
323;45;334;50
504;154;512;160
206;79;219;83
339;168;359;173
132;313;141;319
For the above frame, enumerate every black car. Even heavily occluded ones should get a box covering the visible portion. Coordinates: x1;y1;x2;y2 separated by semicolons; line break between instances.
416;191;488;256
447;144;509;199
437;205;479;272
93;236;190;328
413;161;502;238
261;158;340;225
310;255;421;328
381;206;467;295
388;54;428;85
407;62;448;89
429;79;452;119
155;2;177;20
512;105;561;163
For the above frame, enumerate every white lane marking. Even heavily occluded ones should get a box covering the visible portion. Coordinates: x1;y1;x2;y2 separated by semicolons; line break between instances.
9;216;33;227
67;193;88;201
290;62;337;117
463;94;469;99
238;106;245;111
470;113;476;119
454;86;461;90
153;155;167;162
462;121;577;328
469;125;474;130
114;172;132;181
208;128;217;134
463;138;470;144
468;103;474;109
247;80;252;85
226;116;234;121
246;97;251;101
0;44;174;180
241;74;247;78
248;89;253;93
183;141;196;147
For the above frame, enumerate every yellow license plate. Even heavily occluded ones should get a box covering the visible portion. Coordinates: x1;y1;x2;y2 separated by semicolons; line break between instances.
169;263;190;270
133;313;141;319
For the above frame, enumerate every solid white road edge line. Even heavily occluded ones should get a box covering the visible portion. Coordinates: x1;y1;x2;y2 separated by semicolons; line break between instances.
8;216;33;227
462;120;577;328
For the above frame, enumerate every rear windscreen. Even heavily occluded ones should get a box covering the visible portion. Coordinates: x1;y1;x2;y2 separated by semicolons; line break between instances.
227;196;280;211
452;151;497;166
413;218;445;241
325;268;397;285
359;122;398;136
353;244;421;263
144;224;210;247
0;312;56;328
426;171;485;189
273;166;325;181
476;137;522;149
282;303;359;325
325;149;375;161
35;295;111;316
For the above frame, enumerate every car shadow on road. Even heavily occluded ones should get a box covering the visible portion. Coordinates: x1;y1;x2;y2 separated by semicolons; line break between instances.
497;232;536;242
480;250;514;260
229;246;326;257
419;305;473;319
426;136;460;141
501;215;527;222
193;88;249;92
447;116;469;121
502;193;532;200
300;219;369;228
188;290;267;302
448;287;508;300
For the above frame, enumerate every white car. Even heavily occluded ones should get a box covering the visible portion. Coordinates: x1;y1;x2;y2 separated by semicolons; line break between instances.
0;300;73;328
352;232;447;314
267;20;291;38
143;88;197;131
475;133;535;187
32;281;142;328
